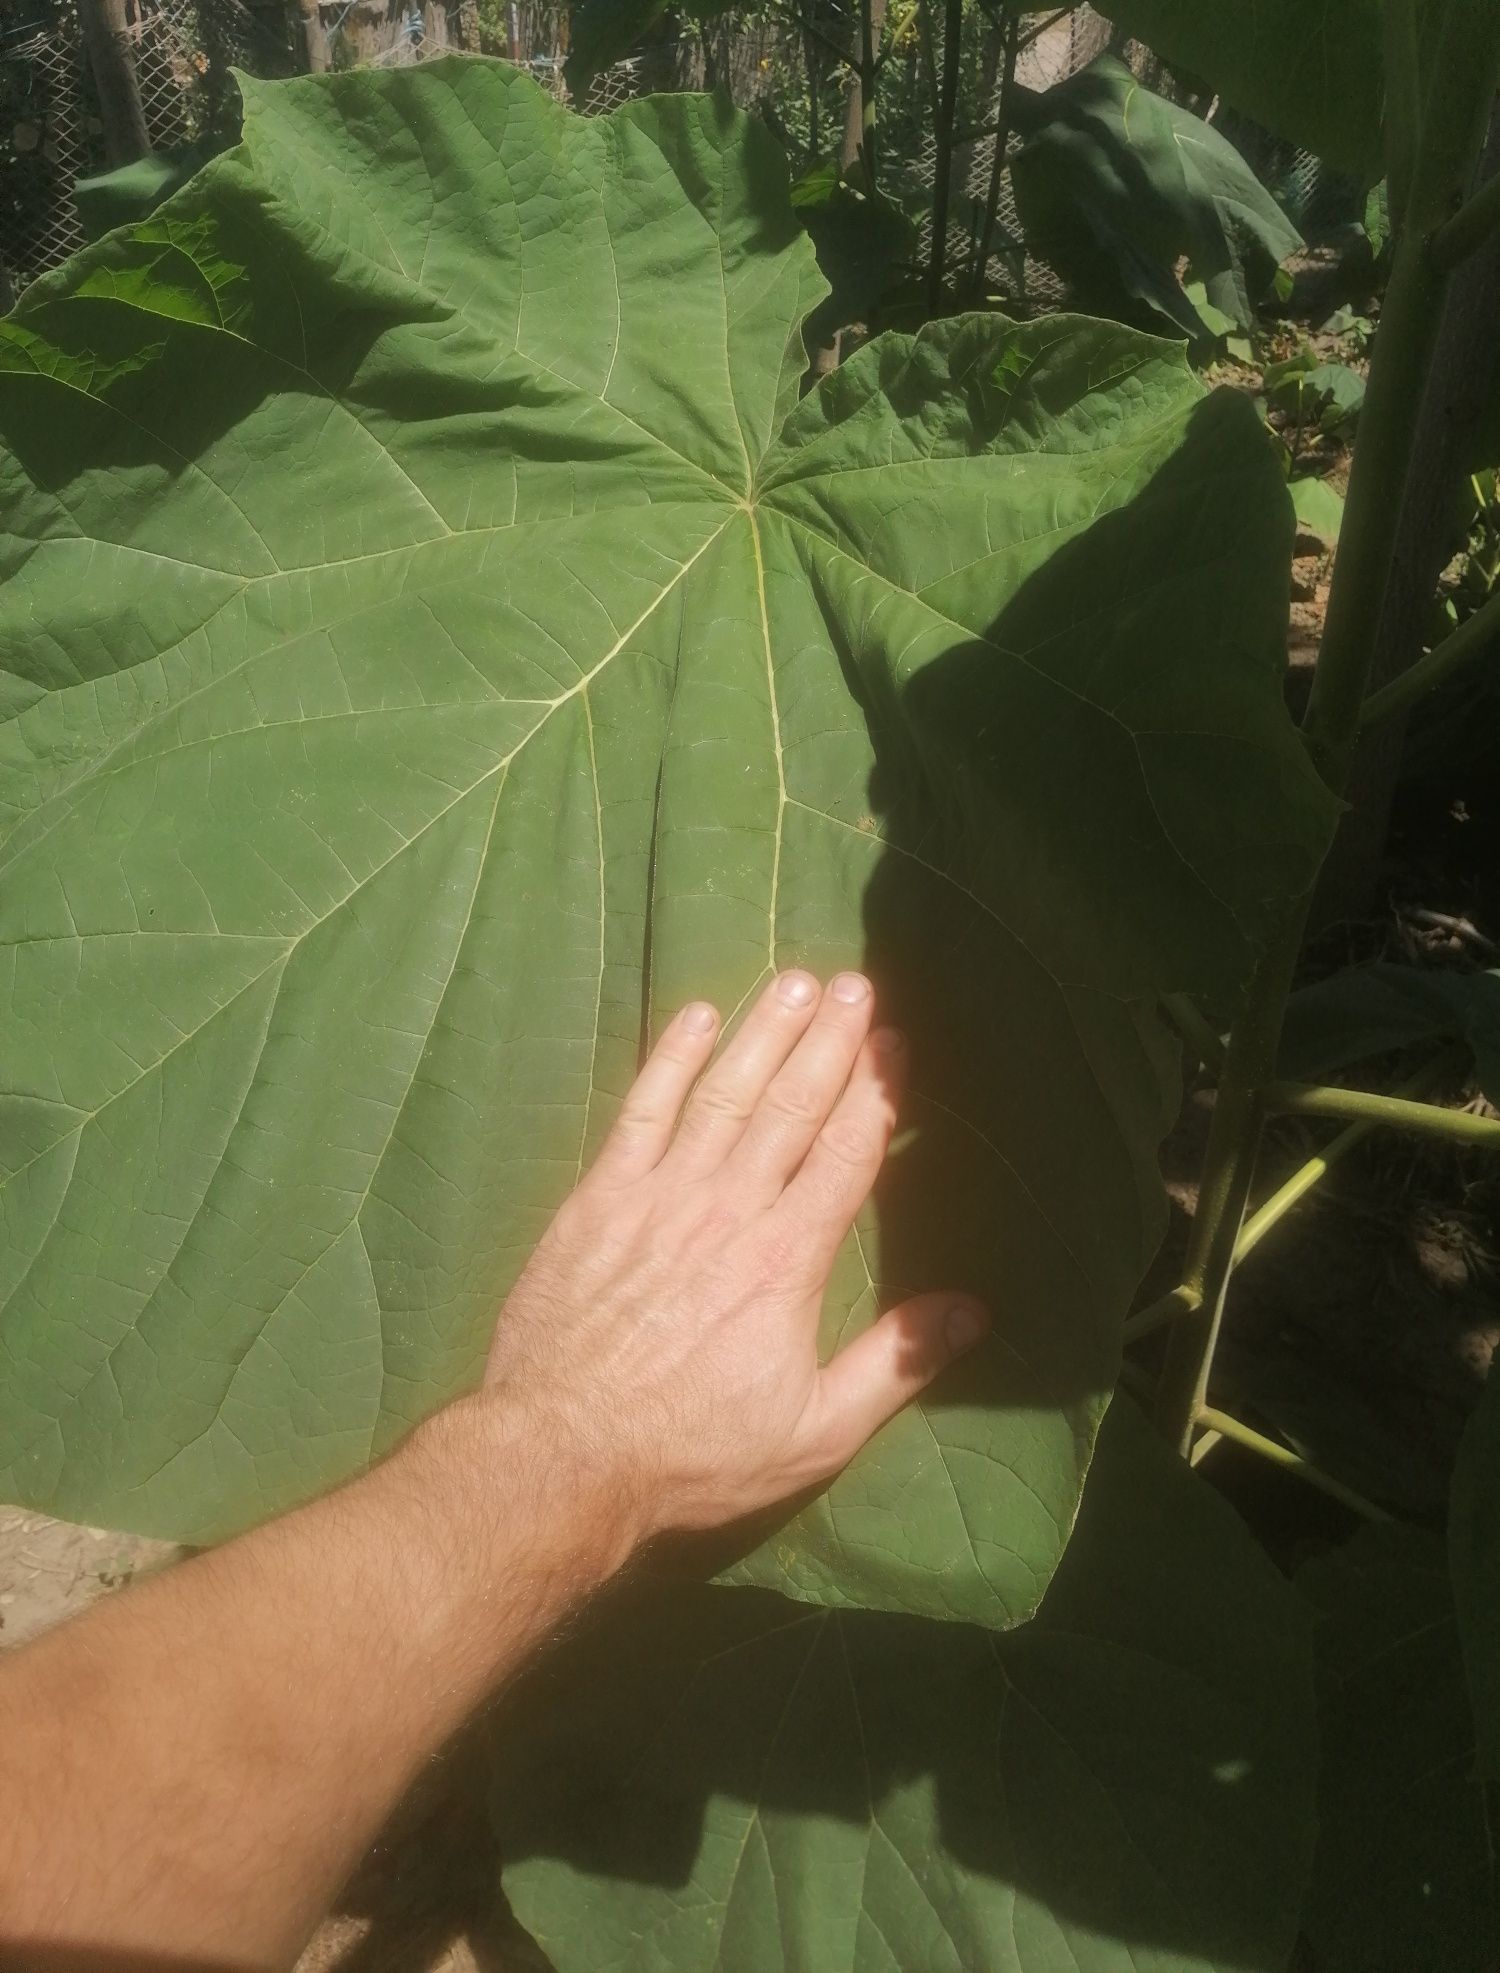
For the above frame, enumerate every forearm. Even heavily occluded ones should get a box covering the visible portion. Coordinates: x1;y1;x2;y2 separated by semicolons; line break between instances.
0;1395;630;1971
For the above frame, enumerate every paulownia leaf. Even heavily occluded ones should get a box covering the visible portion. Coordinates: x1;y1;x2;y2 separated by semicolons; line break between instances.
1278;962;1500;1101
1451;1360;1500;1805
0;61;1333;1630
1011;58;1302;342
1299;1521;1497;1971
1088;0;1386;184
494;1398;1319;1973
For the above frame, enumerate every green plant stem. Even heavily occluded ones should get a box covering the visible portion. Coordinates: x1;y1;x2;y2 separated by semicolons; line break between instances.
1160;991;1227;1073
1264;1079;1500;1147
1154;936;1298;1454
967;7;1019;294
1121;1282;1201;1346
1299;237;1454;786
1196;1405;1392;1523
925;0;963;311
1433;167;1500;270
1359;583;1500;730
859;0;878;186
1157;18;1500;1454
1234;1051;1460;1262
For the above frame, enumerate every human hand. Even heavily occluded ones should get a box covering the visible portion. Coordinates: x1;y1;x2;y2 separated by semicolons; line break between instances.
481;971;988;1552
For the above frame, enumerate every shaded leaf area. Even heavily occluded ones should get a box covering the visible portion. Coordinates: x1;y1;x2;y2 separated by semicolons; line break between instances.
790;166;915;354
1298;1522;1498;1972
494;1400;1317;1973
0;62;1332;1631
1278;963;1500;1100
1011;58;1301;345
1451;1360;1500;1801
1090;0;1385;183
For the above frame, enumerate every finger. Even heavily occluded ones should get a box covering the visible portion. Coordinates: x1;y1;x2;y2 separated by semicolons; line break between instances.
802;1294;990;1477
589;1000;720;1182
725;971;876;1196
771;1027;907;1263
661;969;820;1178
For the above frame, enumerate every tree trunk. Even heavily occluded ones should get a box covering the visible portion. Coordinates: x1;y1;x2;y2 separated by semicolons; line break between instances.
78;0;152;167
1312;101;1500;926
298;0;331;71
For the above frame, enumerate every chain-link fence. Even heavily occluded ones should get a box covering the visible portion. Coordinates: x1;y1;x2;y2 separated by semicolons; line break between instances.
1;1;1342;314
1;0;295;296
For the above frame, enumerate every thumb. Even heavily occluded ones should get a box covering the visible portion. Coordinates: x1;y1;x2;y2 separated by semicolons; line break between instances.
807;1293;989;1475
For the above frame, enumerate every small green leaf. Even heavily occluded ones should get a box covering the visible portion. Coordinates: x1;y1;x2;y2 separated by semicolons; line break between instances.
1290;474;1346;544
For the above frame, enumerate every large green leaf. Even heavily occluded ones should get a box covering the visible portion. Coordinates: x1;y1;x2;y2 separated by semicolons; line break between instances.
494;1397;1318;1973
1011;58;1302;341
1089;0;1386;183
0;61;1332;1630
1278;962;1500;1100
1451;1361;1500;1803
1299;1522;1497;1970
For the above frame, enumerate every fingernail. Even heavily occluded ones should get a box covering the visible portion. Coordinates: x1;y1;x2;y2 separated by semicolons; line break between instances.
777;971;817;1007
680;1002;717;1034
831;972;869;1004
945;1305;988;1352
871;1026;904;1054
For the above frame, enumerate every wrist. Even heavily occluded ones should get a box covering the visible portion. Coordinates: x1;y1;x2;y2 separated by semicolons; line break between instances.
406;1390;645;1599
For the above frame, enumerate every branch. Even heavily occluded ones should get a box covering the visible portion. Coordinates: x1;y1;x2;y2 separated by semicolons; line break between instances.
1433;168;1500;270
1122;1283;1201;1345
1263;1079;1500;1147
1235;1050;1463;1262
1015;5;1069;56
1196;1406;1392;1523
769;4;855;69
1359;584;1500;730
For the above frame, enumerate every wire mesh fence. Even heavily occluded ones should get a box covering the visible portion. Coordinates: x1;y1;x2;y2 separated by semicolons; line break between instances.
0;1;1347;313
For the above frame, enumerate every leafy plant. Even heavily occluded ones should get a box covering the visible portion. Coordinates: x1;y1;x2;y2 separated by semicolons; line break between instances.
1087;0;1386;183
496;1399;1317;1970
1266;351;1366;438
3;0;1500;1959
0;49;1340;1963
1010;55;1301;344
0;65;1329;1625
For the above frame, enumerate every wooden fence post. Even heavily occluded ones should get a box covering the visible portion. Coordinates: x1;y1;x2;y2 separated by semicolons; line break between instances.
77;0;152;166
297;0;331;71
